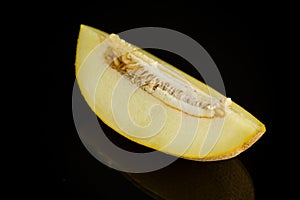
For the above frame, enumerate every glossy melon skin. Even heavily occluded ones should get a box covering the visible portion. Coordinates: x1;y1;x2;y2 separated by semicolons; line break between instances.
75;25;266;161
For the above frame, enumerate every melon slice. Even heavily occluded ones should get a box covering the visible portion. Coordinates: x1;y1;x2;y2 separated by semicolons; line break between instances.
75;24;266;161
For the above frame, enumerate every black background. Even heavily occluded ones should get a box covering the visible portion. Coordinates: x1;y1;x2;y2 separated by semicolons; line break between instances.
37;3;279;200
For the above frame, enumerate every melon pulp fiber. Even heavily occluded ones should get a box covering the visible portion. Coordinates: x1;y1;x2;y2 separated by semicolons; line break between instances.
75;25;266;161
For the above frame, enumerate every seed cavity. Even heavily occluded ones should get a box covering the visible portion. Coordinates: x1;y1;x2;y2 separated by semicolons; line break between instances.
104;35;231;118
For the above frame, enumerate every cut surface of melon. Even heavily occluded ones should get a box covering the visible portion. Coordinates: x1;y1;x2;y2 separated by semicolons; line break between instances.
75;24;266;161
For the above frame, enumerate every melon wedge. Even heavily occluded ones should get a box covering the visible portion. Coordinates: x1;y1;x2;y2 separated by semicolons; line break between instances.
75;24;266;161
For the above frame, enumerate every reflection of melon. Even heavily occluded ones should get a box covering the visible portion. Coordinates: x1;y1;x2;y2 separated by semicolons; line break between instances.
75;25;266;161
124;158;254;200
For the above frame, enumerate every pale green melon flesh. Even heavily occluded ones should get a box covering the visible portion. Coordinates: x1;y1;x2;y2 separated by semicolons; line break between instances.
75;25;266;161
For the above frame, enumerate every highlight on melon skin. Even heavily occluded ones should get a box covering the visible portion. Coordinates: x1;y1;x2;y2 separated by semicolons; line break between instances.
75;24;266;161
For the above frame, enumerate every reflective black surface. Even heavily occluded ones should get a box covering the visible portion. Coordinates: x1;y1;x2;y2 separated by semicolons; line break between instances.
123;158;254;200
40;3;277;200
